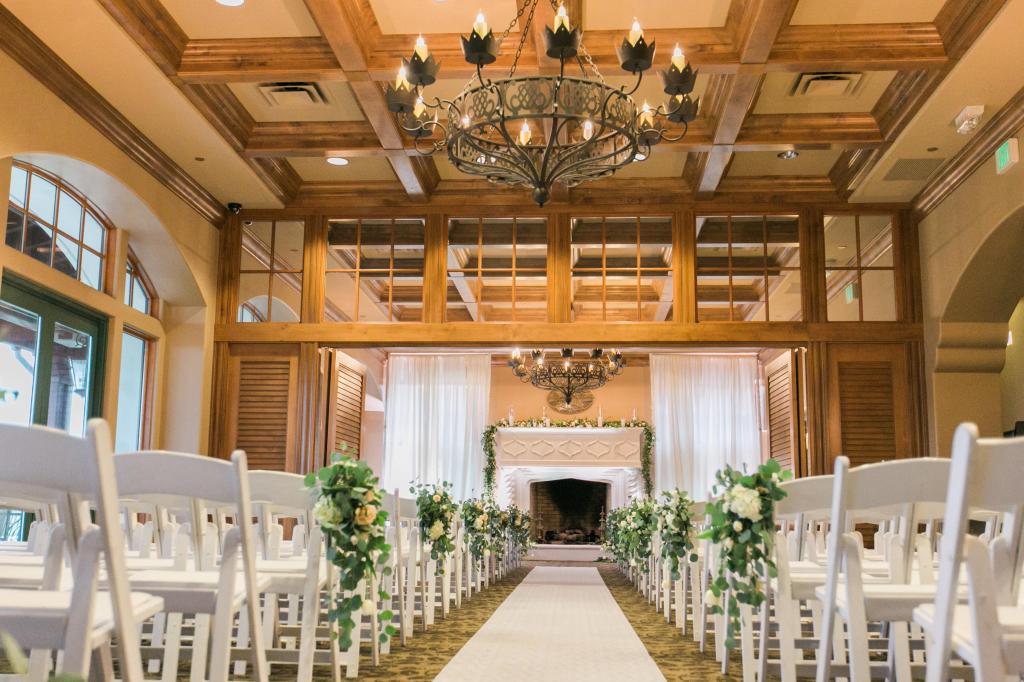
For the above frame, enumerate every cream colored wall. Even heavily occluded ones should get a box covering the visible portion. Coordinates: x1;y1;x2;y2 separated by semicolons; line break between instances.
488;364;651;423
0;51;220;452
1001;298;1024;433
918;125;1024;454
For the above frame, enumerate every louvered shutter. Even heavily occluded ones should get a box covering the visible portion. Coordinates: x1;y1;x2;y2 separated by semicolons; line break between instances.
765;353;796;473
224;344;298;471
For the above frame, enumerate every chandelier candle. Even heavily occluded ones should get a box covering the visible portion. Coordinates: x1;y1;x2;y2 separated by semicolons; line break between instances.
383;0;699;206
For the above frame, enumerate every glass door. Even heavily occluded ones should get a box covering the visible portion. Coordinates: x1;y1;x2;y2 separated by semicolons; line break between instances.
0;275;105;539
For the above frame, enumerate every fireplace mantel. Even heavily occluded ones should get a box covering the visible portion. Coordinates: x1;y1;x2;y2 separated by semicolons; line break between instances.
495;426;643;468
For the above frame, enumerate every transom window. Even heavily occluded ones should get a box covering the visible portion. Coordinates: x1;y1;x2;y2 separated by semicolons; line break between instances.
124;250;156;316
237;220;305;323
824;214;897;321
6;163;109;291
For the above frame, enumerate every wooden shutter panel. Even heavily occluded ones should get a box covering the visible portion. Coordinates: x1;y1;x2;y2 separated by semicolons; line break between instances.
332;362;365;459
765;352;796;473
223;344;298;471
826;343;911;467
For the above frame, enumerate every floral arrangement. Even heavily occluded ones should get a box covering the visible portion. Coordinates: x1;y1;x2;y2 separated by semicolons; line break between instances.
411;481;457;571
658;489;699;581
506;504;533;556
460;497;494;561
700;459;789;648
305;450;396;649
482;417;654;498
486;502;509;560
603;497;657;570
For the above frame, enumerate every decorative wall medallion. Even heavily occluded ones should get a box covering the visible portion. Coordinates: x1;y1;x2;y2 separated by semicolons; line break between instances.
547;389;593;414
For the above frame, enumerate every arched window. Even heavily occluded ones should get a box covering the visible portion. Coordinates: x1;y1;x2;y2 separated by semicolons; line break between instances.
6;162;111;291
124;249;157;316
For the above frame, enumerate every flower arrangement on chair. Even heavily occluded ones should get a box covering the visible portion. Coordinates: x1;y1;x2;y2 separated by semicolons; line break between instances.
657;489;699;581
411;481;457;571
460;497;493;561
700;459;789;648
603;497;657;570
305;449;396;649
506;504;533;557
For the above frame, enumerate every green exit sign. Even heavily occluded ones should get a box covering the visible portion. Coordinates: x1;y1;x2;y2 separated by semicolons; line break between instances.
996;138;1019;175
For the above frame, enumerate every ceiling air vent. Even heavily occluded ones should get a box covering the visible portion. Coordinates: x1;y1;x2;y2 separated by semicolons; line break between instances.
789;72;864;98
257;82;330;108
883;158;945;182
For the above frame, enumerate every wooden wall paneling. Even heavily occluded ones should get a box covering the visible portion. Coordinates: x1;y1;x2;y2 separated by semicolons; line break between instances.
765;350;797;473
891;209;924;324
673;210;695;323
301;216;327;323
225;343;300;471
547;214;571;323
217;215;242;325
422;213;447;322
803;341;829;475
825;343;912;468
907;339;930;457
294;342;321;473
208;341;232;457
799;207;825;323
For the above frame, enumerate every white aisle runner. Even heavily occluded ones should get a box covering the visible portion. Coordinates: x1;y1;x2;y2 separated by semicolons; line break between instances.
435;566;665;681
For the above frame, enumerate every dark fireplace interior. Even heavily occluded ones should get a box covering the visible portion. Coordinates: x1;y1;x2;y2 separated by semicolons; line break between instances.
530;479;608;545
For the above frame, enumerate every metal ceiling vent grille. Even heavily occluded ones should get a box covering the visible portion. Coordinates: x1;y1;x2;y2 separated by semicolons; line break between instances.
789;72;864;98
257;82;330;108
883;158;945;182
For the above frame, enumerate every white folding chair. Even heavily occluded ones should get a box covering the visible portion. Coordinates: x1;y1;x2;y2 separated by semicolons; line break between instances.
815;457;951;682
114;449;270;682
0;420;162;681
913;424;1024;682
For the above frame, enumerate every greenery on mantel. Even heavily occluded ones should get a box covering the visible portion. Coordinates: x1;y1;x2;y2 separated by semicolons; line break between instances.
482;417;654;499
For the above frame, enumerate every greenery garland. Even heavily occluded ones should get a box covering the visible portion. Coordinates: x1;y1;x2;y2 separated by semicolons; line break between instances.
658;489;699;581
411;481;457;571
306;451;396;649
699;459;789;649
482;417;654;498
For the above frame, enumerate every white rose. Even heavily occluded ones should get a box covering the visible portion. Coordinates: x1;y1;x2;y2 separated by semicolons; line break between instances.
733;521;743;532
432;494;442;503
361;600;376;616
723;538;734;550
474;516;485;530
705;590;721;608
428;519;445;540
313;498;342;527
726;485;763;522
480;514;488;523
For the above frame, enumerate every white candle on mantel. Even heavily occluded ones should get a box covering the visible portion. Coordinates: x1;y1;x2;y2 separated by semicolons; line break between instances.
508;406;514;424
632;407;637;421
598;405;603;427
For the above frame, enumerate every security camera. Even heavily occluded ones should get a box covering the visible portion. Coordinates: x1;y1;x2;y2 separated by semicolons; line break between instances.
227;202;242;215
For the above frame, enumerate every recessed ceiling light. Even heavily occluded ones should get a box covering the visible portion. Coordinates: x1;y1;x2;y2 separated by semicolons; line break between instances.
777;150;799;160
326;156;349;166
216;0;245;6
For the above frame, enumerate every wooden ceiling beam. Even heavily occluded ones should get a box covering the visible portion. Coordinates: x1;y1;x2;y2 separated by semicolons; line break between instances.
826;0;1010;199
0;5;225;225
94;0;301;205
304;0;439;199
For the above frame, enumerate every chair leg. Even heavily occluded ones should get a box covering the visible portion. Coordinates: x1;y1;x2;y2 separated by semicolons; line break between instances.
887;621;912;682
234;605;250;677
149;612;166;675
190;614;211;682
87;642;114;682
160;612;183;682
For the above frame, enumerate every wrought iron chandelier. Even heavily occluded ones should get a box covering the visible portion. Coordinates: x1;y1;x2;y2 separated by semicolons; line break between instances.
509;348;625;406
384;0;699;206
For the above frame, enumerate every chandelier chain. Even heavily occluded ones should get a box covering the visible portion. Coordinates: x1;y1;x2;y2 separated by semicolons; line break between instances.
509;0;539;78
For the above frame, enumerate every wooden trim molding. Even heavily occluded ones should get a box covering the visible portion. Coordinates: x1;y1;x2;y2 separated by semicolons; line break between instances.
0;6;226;226
914;84;1024;217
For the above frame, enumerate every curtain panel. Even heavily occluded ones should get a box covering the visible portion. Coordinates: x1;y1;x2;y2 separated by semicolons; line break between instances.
650;354;763;500
382;354;491;499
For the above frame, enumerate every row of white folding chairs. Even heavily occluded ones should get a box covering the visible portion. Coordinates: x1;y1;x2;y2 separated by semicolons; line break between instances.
0;420;375;682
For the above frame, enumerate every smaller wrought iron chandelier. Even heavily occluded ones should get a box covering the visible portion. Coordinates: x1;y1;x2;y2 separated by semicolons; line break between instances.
385;0;699;205
509;348;625;406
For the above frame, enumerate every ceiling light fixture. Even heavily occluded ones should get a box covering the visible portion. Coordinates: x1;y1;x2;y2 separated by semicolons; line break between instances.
216;0;245;6
325;156;349;166
509;348;624;406
777;150;799;160
954;105;984;135
385;0;699;206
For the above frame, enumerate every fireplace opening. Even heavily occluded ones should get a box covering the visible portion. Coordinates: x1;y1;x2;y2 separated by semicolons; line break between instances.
530;478;609;545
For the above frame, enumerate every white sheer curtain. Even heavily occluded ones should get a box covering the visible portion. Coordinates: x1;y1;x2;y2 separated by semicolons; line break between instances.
650;354;763;500
382;354;491;500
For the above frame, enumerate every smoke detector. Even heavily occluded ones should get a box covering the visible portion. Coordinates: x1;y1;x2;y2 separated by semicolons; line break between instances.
953;105;984;135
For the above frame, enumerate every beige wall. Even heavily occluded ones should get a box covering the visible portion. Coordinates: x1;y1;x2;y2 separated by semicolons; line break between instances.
1001;298;1024;433
0;51;219;452
918;125;1024;454
488;364;651;423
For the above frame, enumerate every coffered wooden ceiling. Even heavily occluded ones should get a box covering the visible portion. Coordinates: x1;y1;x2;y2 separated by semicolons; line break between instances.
0;0;1015;213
